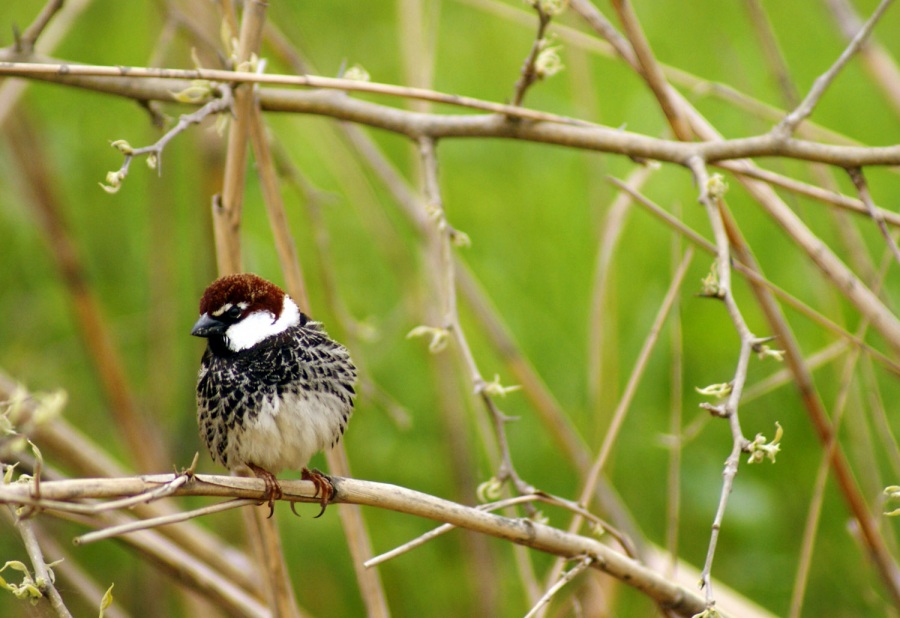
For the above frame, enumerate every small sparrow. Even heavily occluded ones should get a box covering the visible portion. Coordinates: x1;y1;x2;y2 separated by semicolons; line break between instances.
191;273;356;515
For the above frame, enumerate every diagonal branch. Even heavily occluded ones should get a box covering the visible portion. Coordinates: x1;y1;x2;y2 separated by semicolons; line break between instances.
3;505;73;617
775;0;895;136
416;136;535;497
847;166;900;265
14;0;65;52
101;84;233;192
609;0;691;139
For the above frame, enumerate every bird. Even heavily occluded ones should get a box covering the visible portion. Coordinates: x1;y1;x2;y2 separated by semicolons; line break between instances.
191;273;356;516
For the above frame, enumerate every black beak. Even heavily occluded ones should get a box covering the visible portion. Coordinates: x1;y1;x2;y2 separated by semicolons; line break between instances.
191;313;227;338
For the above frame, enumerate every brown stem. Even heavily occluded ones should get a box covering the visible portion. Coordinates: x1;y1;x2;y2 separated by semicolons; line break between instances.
0;474;736;618
511;5;552;106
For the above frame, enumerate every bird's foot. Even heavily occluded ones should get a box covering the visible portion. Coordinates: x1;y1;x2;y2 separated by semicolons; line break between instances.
248;464;283;518
301;468;335;518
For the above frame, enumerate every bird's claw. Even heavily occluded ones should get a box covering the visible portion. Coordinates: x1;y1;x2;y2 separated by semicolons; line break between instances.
249;464;283;518
302;468;335;518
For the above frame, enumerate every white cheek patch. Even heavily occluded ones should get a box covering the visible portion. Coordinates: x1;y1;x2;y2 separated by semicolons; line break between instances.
225;297;301;352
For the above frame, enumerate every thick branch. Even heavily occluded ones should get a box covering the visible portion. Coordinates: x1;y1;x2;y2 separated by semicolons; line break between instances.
1;56;899;167
0;474;731;618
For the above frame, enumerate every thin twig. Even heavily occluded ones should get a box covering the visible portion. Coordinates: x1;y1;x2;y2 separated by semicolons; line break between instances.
787;241;894;617
416;136;533;496
588;164;657;411
688;158;759;608
102;84;233;191
775;0;895;136
607;176;900;377
366;491;633;569
715;199;900;609
4;506;73;617
365;495;544;568
609;0;691;139
718;162;900;228
579;246;694;514
825;0;900;115
74;499;259;545
741;341;848;403
666;206;684;579
34;526;129;618
788;326;874;617
74;466;195;514
541;246;693;599
742;0;800;107
848;167;900;265
525;554;593;618
32;529;131;618
511;2;553;106
15;0;65;52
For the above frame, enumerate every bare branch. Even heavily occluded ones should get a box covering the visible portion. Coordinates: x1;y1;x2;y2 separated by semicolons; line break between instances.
542;245;694;598
3;506;73;617
365;495;544;568
74;499;258;546
609;0;691;138
0;57;590;126
2;57;900;168
511;2;555;106
214;0;268;277
687;158;760;610
825;0;900;114
719;162;900;228
525;554;593;618
579;246;694;511
416;136;535;496
28;529;131;618
14;0;64;52
786;244;896;617
847;167;900;265
0;473;733;618
775;0;895;136
100;84;233;192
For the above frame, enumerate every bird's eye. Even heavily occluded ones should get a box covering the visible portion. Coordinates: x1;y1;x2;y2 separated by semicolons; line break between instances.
224;305;243;319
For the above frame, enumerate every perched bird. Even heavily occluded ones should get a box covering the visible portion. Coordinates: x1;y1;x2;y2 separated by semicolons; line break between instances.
191;273;356;515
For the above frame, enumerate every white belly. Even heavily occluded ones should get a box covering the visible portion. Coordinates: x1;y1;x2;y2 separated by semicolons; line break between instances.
227;391;346;474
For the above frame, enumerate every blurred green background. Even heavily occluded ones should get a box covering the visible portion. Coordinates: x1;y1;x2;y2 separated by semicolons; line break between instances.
2;0;900;616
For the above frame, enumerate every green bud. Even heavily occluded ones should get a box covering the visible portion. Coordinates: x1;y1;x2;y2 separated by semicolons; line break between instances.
109;139;133;155
535;44;564;79
343;64;371;82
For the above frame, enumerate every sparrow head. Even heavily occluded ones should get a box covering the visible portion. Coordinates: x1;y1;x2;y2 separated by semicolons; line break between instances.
191;273;302;352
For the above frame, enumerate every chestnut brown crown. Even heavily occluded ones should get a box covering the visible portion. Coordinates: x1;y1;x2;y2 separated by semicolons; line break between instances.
198;273;285;321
